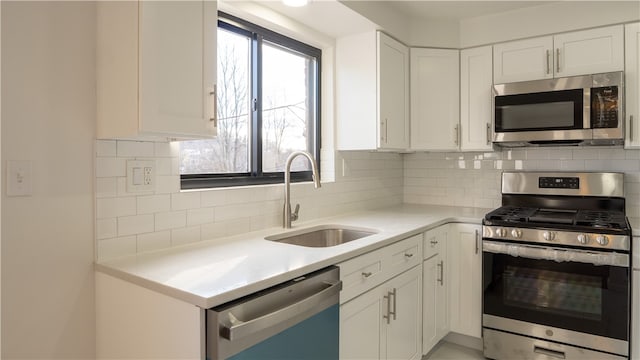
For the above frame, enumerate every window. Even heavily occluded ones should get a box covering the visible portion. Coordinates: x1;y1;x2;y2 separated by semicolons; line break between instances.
180;13;321;189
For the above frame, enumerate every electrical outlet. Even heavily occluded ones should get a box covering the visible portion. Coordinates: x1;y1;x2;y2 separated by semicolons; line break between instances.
127;160;155;193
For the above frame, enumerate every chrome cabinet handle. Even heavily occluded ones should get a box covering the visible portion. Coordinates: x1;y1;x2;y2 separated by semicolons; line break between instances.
475;229;479;254
546;49;551;74
390;288;397;321
361;271;373;278
430;240;438;246
556;48;560;73
383;291;392;324
437;260;444;285
404;253;414;259
454;124;459;146
209;85;218;128
630;115;634;142
486;123;491;145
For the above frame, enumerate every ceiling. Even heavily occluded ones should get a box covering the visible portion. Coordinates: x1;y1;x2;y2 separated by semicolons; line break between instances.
381;1;549;20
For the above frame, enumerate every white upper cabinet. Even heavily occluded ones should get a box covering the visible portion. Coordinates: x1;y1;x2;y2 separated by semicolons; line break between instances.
336;31;409;151
97;1;217;140
625;23;640;149
410;48;460;151
460;45;494;152
494;25;623;84
493;36;553;84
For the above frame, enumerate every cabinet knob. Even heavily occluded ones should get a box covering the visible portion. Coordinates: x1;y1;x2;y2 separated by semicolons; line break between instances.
361;271;373;278
404;253;414;259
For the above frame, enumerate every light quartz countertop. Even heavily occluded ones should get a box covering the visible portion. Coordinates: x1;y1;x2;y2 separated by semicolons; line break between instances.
95;204;489;309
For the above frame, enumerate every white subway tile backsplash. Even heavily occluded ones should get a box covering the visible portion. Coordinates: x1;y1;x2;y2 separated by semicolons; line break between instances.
97;236;136;261
96;197;136;219
137;231;171;252
118;214;154;236
172;192;201;211
96;140;117;157
171;226;201;246
201;190;227;207
155;211;187;231
155;175;180;194
96;157;125;178
154;142;174;157
96;177;117;198
137;194;170;214
187;208;215;226
117;140;155;158
96;218;117;240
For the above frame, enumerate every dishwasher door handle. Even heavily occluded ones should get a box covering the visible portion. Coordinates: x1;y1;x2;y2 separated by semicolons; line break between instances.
220;280;342;341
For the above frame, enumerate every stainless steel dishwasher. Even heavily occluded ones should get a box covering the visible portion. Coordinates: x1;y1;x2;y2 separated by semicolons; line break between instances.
207;266;342;360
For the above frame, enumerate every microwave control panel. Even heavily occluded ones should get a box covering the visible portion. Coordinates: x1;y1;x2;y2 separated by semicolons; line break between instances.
591;86;619;129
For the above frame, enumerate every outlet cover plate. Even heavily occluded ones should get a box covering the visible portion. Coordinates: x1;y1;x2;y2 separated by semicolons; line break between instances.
126;160;155;193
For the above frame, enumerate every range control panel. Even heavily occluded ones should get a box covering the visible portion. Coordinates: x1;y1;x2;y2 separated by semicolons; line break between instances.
539;176;580;189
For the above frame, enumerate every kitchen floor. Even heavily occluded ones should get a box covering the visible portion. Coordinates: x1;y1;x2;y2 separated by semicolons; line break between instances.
424;342;485;360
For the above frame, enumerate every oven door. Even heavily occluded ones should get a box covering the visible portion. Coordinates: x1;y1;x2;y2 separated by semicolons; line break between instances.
482;240;630;356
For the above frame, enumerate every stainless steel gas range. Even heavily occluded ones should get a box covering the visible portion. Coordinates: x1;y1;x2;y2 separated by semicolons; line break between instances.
482;172;632;360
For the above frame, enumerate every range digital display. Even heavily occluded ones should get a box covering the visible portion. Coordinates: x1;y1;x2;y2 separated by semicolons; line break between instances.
538;177;579;189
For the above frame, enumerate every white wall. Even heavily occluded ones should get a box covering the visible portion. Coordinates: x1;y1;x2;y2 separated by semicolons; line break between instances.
460;1;640;48
1;2;95;358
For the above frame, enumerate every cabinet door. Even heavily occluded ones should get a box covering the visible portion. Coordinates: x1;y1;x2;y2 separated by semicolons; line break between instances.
448;223;482;339
378;32;409;150
460;46;493;152
384;266;422;360
410;48;460;151
554;25;623;78
626;23;640;149
139;0;216;138
340;286;384;360
493;36;553;83
422;254;447;355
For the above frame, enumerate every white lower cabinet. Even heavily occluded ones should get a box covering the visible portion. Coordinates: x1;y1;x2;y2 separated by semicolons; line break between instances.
448;223;483;339
422;225;449;355
340;265;422;360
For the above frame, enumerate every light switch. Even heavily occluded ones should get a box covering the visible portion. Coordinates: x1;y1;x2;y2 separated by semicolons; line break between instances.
132;167;143;185
126;160;155;193
7;160;33;196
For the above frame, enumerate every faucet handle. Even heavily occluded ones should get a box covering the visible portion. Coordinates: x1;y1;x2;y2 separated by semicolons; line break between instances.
291;204;300;221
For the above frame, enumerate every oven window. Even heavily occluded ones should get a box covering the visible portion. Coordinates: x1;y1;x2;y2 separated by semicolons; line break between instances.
495;89;583;132
504;266;602;321
484;252;629;340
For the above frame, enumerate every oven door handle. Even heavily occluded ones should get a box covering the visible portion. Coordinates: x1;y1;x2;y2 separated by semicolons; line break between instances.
483;240;629;267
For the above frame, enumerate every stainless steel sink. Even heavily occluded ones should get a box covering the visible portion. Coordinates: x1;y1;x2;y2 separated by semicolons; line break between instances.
265;225;378;248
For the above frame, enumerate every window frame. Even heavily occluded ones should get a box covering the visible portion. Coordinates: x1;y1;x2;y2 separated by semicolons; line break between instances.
180;12;322;190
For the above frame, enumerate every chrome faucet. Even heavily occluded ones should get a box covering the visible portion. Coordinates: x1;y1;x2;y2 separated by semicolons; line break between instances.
283;151;321;228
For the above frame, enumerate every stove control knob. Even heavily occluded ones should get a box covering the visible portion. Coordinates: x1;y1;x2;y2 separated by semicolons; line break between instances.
577;234;589;244
596;235;609;246
496;228;507;237
511;229;523;239
542;231;556;241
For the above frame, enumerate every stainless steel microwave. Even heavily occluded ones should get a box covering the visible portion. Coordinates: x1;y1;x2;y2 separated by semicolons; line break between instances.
493;72;623;146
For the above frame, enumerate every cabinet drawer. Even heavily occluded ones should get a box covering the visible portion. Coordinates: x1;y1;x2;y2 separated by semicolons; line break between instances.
339;254;384;303
387;234;422;276
423;228;441;259
338;234;423;303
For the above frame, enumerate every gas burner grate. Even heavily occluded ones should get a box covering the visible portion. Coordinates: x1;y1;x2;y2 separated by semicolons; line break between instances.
575;210;627;229
486;206;538;222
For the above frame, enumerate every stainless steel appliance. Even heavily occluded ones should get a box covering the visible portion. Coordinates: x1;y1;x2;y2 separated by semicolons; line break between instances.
493;72;623;146
482;172;632;360
207;266;342;359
